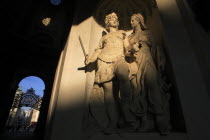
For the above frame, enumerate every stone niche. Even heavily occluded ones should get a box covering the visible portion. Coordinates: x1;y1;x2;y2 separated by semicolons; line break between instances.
47;0;210;140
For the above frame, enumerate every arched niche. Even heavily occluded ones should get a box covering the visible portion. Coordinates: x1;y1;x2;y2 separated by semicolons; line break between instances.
48;0;210;140
48;1;191;140
85;0;186;134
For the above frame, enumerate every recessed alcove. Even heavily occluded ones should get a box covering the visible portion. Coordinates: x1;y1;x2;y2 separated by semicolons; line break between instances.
48;1;191;140
85;0;187;135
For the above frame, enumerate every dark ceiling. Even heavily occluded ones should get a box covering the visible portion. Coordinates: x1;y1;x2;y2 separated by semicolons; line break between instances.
0;0;209;51
0;0;209;73
0;0;75;51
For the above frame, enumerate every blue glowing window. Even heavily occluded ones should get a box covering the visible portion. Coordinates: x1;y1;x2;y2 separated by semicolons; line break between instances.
50;0;62;6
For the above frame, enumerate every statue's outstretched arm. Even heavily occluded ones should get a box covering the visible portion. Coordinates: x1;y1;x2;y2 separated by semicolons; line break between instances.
88;49;102;64
85;37;103;65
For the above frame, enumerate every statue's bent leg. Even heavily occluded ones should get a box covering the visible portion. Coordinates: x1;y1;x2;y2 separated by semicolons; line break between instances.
103;81;118;131
144;64;170;134
115;60;138;131
145;66;163;114
131;77;139;98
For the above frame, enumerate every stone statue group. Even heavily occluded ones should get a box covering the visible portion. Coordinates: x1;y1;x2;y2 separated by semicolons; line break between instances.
85;13;171;136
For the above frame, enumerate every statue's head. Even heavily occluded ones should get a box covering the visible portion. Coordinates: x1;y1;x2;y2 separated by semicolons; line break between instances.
105;12;119;31
131;13;147;30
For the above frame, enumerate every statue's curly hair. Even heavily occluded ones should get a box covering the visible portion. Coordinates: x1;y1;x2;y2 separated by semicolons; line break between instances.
104;12;119;31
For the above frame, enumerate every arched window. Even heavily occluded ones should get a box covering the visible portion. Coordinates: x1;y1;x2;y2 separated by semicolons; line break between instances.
5;76;45;136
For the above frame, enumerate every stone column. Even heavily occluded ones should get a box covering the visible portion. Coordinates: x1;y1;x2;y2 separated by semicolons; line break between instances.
156;0;210;140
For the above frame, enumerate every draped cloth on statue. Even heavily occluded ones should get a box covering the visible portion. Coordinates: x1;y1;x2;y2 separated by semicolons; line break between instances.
89;84;109;128
127;30;169;114
88;58;125;128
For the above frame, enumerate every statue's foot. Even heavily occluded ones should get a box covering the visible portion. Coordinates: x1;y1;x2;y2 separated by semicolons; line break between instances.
103;126;117;135
117;118;125;129
104;128;113;135
159;126;171;136
126;127;137;133
125;120;139;133
137;121;151;132
159;129;170;136
157;123;172;136
137;127;150;132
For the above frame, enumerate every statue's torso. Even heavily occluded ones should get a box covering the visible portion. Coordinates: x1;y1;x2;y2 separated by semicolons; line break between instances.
98;31;125;62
